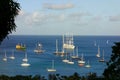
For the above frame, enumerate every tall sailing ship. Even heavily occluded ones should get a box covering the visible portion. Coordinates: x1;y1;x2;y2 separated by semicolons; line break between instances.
63;34;75;50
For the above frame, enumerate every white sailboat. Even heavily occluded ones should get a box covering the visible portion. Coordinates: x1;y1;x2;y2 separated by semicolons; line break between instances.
85;60;91;68
71;47;79;59
22;52;28;62
78;53;85;64
62;52;69;63
3;51;7;61
9;50;15;60
47;60;56;72
67;53;74;64
34;43;45;53
99;50;105;62
21;52;30;67
96;45;100;58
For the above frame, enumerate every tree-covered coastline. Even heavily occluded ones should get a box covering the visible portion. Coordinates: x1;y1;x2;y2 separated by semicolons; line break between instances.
0;72;104;80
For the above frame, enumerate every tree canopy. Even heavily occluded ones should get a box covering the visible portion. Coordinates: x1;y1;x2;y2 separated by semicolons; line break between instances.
103;42;120;80
0;0;20;43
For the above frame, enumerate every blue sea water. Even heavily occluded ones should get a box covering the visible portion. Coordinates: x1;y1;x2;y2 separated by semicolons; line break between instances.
0;35;120;77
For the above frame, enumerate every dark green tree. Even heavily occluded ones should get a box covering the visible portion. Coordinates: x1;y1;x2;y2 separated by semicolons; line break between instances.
103;42;120;80
0;0;20;43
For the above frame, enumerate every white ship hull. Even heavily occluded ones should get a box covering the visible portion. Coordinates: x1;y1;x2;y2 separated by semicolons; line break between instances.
22;58;28;62
78;60;85;64
34;50;44;53
85;65;91;68
47;69;56;72
62;59;69;63
9;56;15;60
67;61;74;64
63;44;75;49
3;58;7;61
21;63;30;67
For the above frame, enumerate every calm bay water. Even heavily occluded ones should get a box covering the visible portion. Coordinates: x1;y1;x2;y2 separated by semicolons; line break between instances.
0;35;120;77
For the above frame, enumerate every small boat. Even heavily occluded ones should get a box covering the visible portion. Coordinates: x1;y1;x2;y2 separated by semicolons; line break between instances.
85;60;91;68
34;43;45;53
99;50;105;62
16;43;26;50
67;53;74;64
96;45;100;58
3;51;7;61
78;54;85;64
9;50;15;60
47;60;56;72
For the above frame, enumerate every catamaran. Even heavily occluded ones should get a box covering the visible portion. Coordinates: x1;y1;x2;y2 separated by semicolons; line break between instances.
47;60;56;72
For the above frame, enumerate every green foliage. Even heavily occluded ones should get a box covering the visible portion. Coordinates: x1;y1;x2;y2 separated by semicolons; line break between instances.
0;0;20;43
103;42;120;80
0;73;106;80
0;75;46;80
